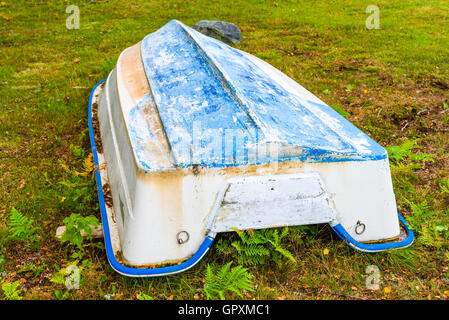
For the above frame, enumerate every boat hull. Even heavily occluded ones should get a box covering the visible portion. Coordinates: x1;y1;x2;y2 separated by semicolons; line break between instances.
88;20;414;276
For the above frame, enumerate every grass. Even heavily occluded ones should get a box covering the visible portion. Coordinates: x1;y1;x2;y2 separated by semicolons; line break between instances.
0;0;448;300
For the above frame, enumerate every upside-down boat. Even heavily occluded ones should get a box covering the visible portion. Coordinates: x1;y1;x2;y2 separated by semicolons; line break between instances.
88;20;413;277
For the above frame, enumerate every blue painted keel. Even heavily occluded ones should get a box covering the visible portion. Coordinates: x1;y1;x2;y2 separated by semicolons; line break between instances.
132;20;387;172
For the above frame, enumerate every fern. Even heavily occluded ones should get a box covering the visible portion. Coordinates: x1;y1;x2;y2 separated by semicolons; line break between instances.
230;227;296;266
1;280;23;300
387;139;420;164
203;262;254;300
267;228;297;265
387;139;434;166
215;238;237;256
231;242;270;265
387;140;435;201
419;224;448;249
7;208;40;249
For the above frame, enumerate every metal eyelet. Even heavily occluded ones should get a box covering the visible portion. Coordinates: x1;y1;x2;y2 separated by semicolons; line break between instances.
355;221;366;235
176;231;190;245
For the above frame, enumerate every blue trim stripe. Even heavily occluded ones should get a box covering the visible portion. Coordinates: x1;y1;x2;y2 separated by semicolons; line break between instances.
88;79;215;277
331;213;414;253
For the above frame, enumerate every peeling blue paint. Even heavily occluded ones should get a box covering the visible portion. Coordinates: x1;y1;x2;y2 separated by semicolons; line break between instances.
128;96;155;171
129;20;387;172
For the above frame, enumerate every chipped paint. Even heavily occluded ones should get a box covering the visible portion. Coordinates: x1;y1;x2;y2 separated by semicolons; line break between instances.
134;20;386;172
95;20;402;267
128;94;175;171
118;42;150;104
209;173;337;233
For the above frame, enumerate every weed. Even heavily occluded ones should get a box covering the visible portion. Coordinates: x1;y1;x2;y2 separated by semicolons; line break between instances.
419;224;448;249
51;263;82;296
103;285;117;300
387;139;434;165
17;263;47;278
331;105;350;117
1;280;23;300
403;197;449;248
443;114;449;125
0;255;5;275
387;139;435;199
60;213;100;250
7;208;41;249
439;177;449;194
137;292;154;300
59;160;96;212
231;227;296;266
54;290;70;300
404;199;436;227
69;144;85;159
443;103;449;124
203;262;254;300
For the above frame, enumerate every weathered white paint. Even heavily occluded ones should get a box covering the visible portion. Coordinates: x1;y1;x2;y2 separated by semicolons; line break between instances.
95;23;401;267
210;173;337;233
97;71;399;265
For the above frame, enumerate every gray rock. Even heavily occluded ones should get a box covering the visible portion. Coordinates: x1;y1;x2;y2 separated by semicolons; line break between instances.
192;20;241;44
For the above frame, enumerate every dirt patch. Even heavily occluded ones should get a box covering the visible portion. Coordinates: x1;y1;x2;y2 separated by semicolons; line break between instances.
91;101;103;154
102;183;113;208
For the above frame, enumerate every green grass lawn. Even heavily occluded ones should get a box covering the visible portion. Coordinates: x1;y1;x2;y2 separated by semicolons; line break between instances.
0;0;448;300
